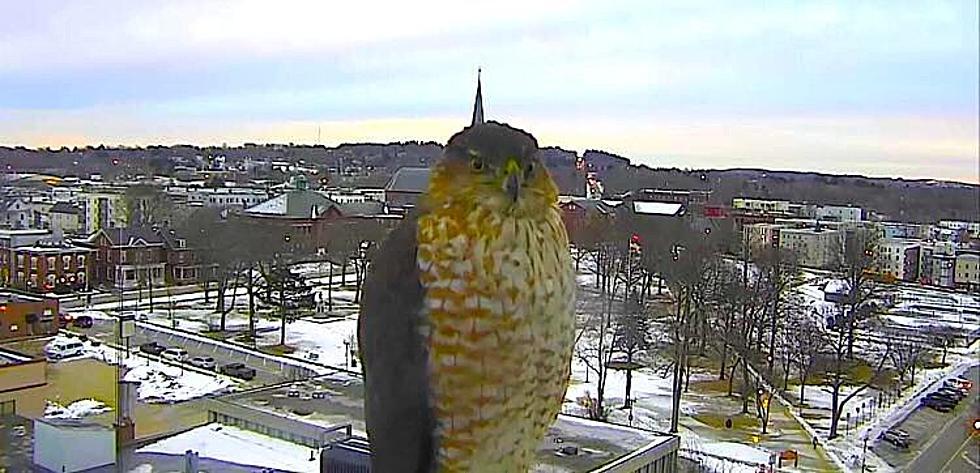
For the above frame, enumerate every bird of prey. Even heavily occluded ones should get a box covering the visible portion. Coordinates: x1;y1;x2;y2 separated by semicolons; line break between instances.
359;121;576;472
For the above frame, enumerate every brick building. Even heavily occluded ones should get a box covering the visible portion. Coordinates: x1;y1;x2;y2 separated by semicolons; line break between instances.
0;291;59;340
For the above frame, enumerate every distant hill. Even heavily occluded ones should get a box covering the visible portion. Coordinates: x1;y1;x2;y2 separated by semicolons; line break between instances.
1;142;976;223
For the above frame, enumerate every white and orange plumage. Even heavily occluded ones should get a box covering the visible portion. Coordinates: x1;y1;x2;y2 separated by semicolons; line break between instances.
359;122;575;472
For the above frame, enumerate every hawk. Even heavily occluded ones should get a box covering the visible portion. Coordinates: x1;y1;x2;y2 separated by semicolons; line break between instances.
359;122;576;472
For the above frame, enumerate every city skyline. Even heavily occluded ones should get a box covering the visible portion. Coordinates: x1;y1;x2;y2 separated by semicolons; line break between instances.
1;1;977;183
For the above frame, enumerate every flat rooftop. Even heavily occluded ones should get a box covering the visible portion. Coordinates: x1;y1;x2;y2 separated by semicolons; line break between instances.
0;291;46;304
216;371;675;472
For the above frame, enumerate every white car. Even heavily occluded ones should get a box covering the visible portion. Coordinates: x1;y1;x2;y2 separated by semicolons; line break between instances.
161;348;189;362
45;340;84;360
188;356;216;370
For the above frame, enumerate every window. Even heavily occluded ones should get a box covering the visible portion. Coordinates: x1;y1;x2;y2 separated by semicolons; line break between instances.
30;256;38;268
63;255;72;268
47;256;56;268
77;255;86;266
0;400;14;415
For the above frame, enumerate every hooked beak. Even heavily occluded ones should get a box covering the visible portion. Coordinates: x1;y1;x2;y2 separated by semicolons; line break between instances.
503;159;521;202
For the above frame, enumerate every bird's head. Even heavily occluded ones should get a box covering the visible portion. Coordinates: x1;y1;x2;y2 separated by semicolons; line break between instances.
427;121;558;216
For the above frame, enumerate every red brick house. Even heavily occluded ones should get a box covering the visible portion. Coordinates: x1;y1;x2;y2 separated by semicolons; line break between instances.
0;242;93;294
87;228;167;290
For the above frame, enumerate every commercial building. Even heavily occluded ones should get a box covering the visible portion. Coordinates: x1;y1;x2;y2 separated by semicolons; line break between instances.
878;239;921;282
743;223;784;250
731;198;791;214
815;205;864;222
0;291;60;340
778;227;844;270
0;347;47;417
81;189;127;233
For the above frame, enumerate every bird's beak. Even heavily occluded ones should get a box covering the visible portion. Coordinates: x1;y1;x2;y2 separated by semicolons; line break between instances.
504;159;521;202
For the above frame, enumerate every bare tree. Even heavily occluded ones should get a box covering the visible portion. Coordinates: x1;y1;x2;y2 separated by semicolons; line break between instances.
612;292;653;409
887;330;928;388
836;231;882;359
785;308;826;404
820;305;891;439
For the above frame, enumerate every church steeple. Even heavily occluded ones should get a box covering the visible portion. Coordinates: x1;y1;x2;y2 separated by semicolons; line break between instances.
471;68;485;126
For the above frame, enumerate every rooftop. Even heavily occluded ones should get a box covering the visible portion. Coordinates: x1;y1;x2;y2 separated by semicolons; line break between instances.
385;167;431;193
0;291;46;304
215;371;675;472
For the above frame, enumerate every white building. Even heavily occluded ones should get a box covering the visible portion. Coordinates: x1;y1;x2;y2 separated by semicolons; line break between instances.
919;240;956;287
778;227;844;269
816;205;864;222
878;238;920;282
732;198;791;214
955;251;979;290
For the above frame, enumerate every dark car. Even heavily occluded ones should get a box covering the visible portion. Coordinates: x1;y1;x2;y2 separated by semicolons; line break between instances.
921;397;955;412
928;391;962;404
139;342;167;356
220;362;256;381
936;387;966;399
72;315;94;328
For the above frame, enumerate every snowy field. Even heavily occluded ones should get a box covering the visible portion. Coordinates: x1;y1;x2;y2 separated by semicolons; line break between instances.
136;423;320;473
44;335;237;403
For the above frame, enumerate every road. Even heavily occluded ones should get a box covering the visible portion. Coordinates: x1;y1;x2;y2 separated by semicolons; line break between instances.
884;365;980;472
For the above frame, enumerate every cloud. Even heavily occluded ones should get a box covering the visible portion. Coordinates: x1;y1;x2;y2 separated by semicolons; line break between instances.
0;0;976;182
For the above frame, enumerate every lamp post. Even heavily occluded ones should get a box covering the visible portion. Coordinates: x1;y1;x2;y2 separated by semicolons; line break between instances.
343;339;350;367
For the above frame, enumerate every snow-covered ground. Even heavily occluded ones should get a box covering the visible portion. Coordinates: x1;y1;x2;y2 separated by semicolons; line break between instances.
682;441;775;473
44;335;238;403
122;357;236;404
137;423;320;473
44;399;112;419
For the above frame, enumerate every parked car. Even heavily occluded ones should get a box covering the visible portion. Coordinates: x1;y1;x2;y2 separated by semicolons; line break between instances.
937;387;967;399
287;389;301;398
139;342;167;356
880;430;911;449
948;377;974;390
45;340;84;360
57;314;71;329
188;356;216;370
161;348;189;362
921;397;955;412
926;391;960;404
942;380;971;393
72;315;94;329
220;363;257;381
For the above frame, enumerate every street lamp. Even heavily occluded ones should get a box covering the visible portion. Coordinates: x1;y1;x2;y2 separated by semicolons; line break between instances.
343;339;350;367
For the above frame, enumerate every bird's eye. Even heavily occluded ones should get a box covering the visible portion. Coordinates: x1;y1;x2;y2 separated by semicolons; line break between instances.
470;158;484;171
525;162;535;177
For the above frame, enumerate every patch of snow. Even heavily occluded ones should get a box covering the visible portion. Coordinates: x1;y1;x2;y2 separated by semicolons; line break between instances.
122;357;236;403
137;423;320;473
44;399;112;419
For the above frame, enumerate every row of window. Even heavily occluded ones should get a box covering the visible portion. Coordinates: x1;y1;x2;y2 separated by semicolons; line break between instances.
15;254;86;269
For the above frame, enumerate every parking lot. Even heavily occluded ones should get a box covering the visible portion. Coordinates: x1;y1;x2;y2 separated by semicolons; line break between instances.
79;317;319;387
873;365;979;471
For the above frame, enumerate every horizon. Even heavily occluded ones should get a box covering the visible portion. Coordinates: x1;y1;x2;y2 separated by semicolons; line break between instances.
1;1;978;183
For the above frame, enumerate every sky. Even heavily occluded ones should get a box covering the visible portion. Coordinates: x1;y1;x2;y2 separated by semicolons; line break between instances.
1;0;977;183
